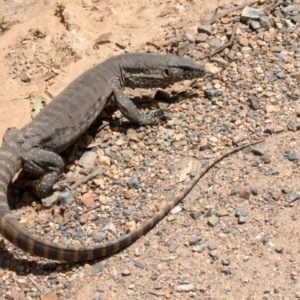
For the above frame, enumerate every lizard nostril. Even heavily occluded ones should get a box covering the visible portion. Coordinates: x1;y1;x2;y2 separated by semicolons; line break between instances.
164;68;170;76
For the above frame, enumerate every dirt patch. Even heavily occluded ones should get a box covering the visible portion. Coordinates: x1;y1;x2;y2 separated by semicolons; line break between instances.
1;0;300;300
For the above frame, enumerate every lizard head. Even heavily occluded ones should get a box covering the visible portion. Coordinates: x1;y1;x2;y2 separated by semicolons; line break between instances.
121;54;206;88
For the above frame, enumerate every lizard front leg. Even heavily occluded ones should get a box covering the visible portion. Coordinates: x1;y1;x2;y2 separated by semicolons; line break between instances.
113;89;170;125
21;148;64;198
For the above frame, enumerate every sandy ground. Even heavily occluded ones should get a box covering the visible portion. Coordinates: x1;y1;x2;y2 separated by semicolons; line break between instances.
1;0;300;299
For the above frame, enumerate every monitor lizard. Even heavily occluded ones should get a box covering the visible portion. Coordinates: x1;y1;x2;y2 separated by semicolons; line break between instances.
0;53;263;261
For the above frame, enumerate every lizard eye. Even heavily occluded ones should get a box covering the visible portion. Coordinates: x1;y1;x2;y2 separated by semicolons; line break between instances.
164;68;170;76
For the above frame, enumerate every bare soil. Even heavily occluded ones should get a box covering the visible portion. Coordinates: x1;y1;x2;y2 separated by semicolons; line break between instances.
1;0;300;300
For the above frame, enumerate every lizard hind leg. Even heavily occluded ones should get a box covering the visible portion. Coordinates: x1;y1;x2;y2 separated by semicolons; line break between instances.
20;148;64;198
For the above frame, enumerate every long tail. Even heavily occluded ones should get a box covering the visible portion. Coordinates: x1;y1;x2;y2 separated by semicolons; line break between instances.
0;140;264;261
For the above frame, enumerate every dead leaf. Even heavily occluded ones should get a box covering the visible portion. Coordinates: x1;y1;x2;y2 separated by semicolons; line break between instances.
178;160;193;182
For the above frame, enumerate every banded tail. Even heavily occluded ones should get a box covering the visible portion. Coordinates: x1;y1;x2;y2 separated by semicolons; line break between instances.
0;140;264;261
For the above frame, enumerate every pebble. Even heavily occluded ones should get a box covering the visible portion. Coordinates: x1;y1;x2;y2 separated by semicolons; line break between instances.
207;243;218;250
198;23;212;35
235;210;248;217
93;232;106;243
239;186;251;199
175;284;194;292
272;191;282;201
103;223;116;234
134;261;144;269
122;269;131;276
192;245;205;253
222;258;230;266
287;120;297;132
127;177;139;189
189;235;202;245
289;192;300;203
81;192;95;206
190;211;201;220
241;7;265;22
78;151;97;168
216;208;228;217
41;191;59;208
238;215;248;224
284;151;297;161
197;33;208;42
207;215;219;227
98;156;111;166
251;145;266;156
58;190;75;205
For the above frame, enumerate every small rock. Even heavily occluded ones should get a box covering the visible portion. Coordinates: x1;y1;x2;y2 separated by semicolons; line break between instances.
249;20;261;30
251;145;266;156
176;284;194;292
270;45;285;52
120;149;134;159
289;192;300;203
207;243;217;250
266;104;281;113
93;232;106;243
95;32;112;45
282;188;292;194
103;222;116;234
168;245;177;253
222;258;230;266
241;6;265;23
127;177;139;189
196;33;208;42
170;206;182;214
154;282;163;290
204;89;217;100
190;211;201;220
284;151;297;161
275;246;284;254
239;186;251;199
20;71;31;82
207;215;219;227
78;151;97;169
205;63;220;75
189;235;202;245
58;190;75;205
249;98;259;110
235;210;248;217
272;191;282;201
41;192;60;208
220;268;231;275
259;16;271;30
122;269;131;276
98;156;111;166
126;221;136;231
134;248;140;257
209;249;218;260
198;24;212;35
192;245;205;253
238;215;247;224
216;208;228;217
134;261;144;269
81;192;95;206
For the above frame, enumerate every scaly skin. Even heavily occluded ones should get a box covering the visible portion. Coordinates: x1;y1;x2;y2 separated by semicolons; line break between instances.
0;53;215;261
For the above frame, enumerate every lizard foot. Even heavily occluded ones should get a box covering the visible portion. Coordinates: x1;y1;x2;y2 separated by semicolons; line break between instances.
149;109;171;124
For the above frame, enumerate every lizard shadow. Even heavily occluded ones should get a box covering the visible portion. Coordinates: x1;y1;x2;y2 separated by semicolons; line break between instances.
3;91;185;274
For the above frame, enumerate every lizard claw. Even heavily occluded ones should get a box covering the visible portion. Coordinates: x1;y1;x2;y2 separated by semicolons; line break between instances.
150;109;171;123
